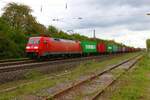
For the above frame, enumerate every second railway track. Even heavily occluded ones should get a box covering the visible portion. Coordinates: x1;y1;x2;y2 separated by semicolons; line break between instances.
44;54;142;100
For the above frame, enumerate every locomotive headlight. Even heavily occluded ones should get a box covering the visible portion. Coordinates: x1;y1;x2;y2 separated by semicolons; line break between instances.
34;46;38;49
26;46;30;49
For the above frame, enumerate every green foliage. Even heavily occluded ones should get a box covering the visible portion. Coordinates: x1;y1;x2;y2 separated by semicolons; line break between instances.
47;25;59;34
71;33;89;41
2;3;31;31
146;39;150;52
24;70;42;80
111;54;150;100
0;18;22;58
2;2;46;34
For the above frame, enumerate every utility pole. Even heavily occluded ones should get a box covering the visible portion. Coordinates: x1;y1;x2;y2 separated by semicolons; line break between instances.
93;29;96;39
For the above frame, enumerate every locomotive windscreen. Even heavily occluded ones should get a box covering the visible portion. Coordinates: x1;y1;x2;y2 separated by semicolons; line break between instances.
28;38;40;44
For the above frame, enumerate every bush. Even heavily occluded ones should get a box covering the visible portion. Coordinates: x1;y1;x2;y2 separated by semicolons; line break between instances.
0;18;27;59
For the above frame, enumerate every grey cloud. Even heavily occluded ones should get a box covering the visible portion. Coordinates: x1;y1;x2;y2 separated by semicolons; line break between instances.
73;0;150;9
64;0;150;32
65;14;150;31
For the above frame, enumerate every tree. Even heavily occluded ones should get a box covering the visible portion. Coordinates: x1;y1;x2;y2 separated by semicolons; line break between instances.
2;2;45;34
2;3;31;30
47;25;59;34
0;18;20;58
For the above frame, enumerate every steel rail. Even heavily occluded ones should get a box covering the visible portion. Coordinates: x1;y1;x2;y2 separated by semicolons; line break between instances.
91;55;142;100
0;55;113;73
45;54;142;100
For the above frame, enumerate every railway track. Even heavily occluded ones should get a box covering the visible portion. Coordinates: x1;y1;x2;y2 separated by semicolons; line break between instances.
0;59;36;67
44;54;142;100
0;57;65;67
0;54;121;94
0;58;29;63
0;55;114;73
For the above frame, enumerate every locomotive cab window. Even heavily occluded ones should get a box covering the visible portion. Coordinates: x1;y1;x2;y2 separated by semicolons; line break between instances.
54;38;60;41
28;39;34;44
34;39;40;44
28;38;40;44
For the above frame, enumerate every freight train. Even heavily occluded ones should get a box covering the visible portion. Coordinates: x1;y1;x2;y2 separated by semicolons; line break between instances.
26;36;139;59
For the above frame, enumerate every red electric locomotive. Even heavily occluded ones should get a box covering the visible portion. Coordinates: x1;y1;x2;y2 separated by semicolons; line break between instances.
26;36;82;58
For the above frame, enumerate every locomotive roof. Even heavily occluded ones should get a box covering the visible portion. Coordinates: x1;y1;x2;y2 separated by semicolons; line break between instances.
29;37;42;39
29;36;80;43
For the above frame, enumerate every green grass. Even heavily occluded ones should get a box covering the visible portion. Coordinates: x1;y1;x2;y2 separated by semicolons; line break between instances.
110;53;150;100
0;53;140;100
24;70;43;80
111;68;125;78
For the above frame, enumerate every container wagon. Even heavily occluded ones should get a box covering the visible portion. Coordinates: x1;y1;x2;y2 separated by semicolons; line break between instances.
122;47;126;53
106;44;113;53
112;45;118;53
97;43;106;54
118;46;122;53
80;41;97;55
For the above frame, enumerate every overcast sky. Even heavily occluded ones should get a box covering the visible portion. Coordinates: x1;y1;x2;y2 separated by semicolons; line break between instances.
0;0;150;48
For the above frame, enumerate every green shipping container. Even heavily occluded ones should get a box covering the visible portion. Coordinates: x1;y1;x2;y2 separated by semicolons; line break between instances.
80;41;97;53
113;45;118;52
107;44;113;53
